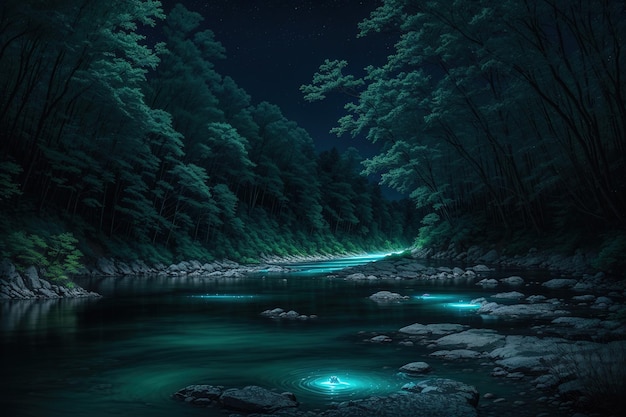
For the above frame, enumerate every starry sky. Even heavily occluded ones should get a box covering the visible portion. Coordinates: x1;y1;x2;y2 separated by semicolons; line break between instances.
160;0;392;156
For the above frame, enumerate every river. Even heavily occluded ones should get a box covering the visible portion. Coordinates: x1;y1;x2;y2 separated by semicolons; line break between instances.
0;254;570;416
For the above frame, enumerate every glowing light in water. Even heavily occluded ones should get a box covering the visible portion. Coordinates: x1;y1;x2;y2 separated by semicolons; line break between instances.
272;368;402;403
446;301;480;309
414;293;455;301
318;375;351;390
189;294;256;300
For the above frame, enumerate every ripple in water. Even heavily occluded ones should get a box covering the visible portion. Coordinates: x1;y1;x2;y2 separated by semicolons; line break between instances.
268;367;404;405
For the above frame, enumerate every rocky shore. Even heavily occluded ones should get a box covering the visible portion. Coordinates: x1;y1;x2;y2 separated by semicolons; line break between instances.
0;257;295;300
0;260;99;299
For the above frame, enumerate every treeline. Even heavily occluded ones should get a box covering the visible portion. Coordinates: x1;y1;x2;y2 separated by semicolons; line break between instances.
303;0;626;269
0;1;415;273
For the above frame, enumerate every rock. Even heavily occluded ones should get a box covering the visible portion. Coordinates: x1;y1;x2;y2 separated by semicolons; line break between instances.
478;249;499;263
471;264;493;272
551;317;602;329
346;272;367;280
220;385;298;413
477;302;569;319
542;278;577;289
526;295;547;303
492;291;525;299
571;294;595;303
399;323;466;336
430;349;484;360
434;329;506;350
370;334;392;343
500;276;524;286
399;361;432;374
173;384;223;404
23;266;42;290
323;391;478;417
369;290;409;303
402;378;480;407
96;258;117;275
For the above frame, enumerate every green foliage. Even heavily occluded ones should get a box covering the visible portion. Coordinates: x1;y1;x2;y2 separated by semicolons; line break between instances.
45;233;83;283
1;231;82;285
0;0;415;269
2;231;48;269
304;0;626;254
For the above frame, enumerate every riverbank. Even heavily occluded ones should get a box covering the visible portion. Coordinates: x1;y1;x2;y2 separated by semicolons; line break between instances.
0;253;346;300
0;244;618;300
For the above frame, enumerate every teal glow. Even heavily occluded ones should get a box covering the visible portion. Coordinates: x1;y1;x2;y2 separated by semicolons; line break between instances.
290;369;400;400
288;253;393;276
414;293;455;301
189;294;256;300
446;302;480;309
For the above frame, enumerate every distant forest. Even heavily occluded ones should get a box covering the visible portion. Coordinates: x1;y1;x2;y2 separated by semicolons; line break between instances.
1;1;625;279
0;1;418;276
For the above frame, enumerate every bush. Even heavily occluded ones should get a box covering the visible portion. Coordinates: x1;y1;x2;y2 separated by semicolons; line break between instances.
2;231;83;285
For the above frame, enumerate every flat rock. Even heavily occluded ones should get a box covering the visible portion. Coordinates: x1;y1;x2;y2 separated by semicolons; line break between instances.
220;385;298;413
429;349;484;360
399;361;431;374
401;378;480;407
492;291;525;299
500;276;524;286
542;278;577;289
399;323;466;336
434;329;506;350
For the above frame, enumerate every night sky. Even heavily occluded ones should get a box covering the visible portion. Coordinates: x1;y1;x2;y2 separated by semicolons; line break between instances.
161;0;393;156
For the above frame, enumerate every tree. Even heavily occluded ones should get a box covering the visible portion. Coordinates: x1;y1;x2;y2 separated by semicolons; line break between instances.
303;0;626;250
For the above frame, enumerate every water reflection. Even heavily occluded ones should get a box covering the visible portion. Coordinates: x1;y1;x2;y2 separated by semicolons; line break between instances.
0;298;97;334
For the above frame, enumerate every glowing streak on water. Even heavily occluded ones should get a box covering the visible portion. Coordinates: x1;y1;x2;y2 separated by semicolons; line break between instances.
446;302;480;309
189;294;256;300
287;252;397;276
414;294;455;301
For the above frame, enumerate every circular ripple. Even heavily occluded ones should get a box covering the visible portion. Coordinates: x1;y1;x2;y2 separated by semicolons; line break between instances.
268;367;404;404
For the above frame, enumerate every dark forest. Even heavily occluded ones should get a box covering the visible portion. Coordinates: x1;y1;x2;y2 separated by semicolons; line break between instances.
1;0;625;282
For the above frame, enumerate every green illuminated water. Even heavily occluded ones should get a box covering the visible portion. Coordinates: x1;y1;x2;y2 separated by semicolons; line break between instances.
0;255;560;416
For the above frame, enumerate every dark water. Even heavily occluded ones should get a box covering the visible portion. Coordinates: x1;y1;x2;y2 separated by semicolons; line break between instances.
1;255;566;416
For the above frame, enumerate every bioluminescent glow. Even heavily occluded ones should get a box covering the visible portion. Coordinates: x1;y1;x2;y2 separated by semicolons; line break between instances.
414;293;455;301
445;302;480;309
189;294;256;300
273;368;402;403
286;252;395;276
318;375;351;390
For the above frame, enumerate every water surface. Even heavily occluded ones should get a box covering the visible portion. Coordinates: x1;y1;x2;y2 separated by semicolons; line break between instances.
0;255;567;416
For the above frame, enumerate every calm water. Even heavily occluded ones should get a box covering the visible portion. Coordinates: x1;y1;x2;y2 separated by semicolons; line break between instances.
1;255;565;416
